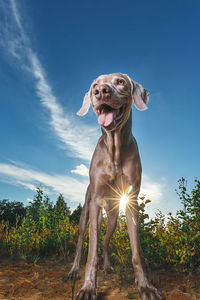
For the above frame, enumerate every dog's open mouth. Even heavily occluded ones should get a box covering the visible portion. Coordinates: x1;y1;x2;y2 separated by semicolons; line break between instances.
96;104;126;128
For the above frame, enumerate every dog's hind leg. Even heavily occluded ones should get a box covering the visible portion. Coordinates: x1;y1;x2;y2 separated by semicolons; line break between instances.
126;199;163;300
103;207;119;273
68;185;90;279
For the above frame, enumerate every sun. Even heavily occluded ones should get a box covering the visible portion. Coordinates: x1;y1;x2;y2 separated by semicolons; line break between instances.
119;193;129;213
102;180;137;222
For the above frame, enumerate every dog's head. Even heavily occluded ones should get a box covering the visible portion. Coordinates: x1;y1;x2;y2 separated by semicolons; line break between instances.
77;73;149;131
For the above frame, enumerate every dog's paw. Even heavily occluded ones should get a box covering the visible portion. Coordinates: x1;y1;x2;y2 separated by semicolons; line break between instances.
103;263;114;274
76;284;96;300
68;266;80;280
136;278;164;300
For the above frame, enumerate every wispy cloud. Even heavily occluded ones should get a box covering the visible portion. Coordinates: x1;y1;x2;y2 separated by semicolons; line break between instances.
0;162;88;203
0;161;164;205
0;1;165;211
71;164;89;176
140;173;165;203
0;0;97;162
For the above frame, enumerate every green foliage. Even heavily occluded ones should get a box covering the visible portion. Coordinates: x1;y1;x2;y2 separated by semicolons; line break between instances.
54;194;71;216
138;178;200;271
0;188;78;260
110;215;132;268
0;178;199;273
165;177;200;269
69;204;82;225
0;199;26;227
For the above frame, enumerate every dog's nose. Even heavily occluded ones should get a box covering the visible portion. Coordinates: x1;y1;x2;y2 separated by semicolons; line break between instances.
94;84;111;100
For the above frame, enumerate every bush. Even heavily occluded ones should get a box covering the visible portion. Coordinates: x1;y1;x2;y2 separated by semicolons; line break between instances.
0;179;199;272
0;199;26;227
1;188;78;260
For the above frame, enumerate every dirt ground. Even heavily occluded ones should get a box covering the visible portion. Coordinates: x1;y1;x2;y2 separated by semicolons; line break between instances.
0;259;199;300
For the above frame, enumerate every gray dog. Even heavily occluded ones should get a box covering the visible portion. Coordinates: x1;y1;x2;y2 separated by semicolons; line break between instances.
69;73;163;300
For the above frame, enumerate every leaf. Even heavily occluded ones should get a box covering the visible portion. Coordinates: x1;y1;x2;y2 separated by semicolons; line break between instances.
145;199;151;204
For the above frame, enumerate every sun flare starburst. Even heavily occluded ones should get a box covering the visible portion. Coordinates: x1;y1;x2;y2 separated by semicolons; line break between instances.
119;193;129;213
101;177;138;224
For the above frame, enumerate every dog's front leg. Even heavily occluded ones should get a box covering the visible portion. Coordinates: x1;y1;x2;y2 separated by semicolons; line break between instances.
68;185;90;279
76;199;102;300
126;200;163;300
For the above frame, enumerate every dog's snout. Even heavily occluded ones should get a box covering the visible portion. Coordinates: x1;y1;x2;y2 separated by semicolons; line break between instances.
101;84;110;94
94;84;111;100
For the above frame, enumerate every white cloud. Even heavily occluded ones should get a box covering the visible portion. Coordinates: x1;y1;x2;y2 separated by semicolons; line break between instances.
140;173;165;203
0;163;88;203
71;164;89;176
16;181;37;191
0;1;165;212
29;52;97;161
0;161;164;205
1;0;97;162
27;198;33;203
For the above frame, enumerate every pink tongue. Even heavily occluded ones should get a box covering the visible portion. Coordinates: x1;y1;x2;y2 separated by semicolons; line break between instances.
98;112;114;127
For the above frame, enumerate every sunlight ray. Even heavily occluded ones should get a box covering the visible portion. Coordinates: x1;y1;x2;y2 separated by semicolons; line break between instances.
99;177;139;215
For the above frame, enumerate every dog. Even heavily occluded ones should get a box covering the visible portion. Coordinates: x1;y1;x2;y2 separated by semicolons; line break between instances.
69;73;163;300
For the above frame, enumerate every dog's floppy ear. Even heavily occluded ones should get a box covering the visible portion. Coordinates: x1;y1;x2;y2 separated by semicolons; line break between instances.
77;92;91;116
130;79;149;111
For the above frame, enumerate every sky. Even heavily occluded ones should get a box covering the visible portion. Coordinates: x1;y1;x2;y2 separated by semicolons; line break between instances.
0;0;199;217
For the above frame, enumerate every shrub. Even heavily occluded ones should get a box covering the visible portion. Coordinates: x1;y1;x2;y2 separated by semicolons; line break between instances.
0;178;199;273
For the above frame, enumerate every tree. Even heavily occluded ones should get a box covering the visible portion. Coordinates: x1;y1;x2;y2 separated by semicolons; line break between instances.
69;204;82;224
54;194;71;216
0;199;26;227
27;187;44;224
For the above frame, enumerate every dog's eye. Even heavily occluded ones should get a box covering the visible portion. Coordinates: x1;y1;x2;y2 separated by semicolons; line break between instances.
92;83;98;89
116;79;125;85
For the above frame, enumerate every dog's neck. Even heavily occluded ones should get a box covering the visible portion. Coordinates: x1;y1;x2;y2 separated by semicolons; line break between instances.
102;110;133;176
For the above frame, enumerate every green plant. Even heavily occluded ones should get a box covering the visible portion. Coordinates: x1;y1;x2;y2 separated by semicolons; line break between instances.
1;178;199;274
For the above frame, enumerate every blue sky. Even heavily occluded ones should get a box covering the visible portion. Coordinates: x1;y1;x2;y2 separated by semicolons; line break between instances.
0;0;199;217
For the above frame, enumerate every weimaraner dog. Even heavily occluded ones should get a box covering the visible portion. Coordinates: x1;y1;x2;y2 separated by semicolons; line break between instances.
69;73;163;300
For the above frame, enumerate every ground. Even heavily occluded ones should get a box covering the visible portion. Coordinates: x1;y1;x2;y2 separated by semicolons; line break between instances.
0;259;199;300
